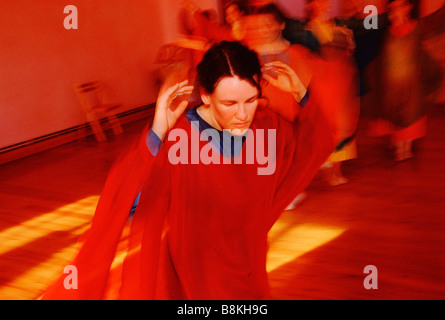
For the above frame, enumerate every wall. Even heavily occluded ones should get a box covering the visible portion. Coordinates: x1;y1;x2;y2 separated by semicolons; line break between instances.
276;0;306;18
0;1;166;149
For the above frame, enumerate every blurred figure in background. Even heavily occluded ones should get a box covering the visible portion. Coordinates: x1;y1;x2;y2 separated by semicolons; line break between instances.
364;0;444;161
336;1;388;98
245;4;314;120
244;3;317;209
179;0;248;106
303;0;360;186
183;0;247;42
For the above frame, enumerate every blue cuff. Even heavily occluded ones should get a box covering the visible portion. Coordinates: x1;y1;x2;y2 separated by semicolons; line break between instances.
130;192;141;215
299;89;309;108
146;129;163;156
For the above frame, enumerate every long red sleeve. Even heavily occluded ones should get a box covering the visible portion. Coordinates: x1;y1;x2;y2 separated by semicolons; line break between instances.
41;124;158;299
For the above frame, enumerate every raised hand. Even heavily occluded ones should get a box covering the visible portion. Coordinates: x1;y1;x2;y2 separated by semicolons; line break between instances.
262;61;307;103
151;80;194;141
182;0;200;15
336;26;356;52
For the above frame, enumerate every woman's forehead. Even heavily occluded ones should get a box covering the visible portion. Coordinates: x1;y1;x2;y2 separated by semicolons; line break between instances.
213;76;259;97
246;13;278;26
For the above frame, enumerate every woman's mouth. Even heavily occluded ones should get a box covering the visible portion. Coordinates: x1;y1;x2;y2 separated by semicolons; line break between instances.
234;122;248;128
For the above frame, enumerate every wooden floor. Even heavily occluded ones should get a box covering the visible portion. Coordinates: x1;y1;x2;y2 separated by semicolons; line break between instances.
0;105;444;300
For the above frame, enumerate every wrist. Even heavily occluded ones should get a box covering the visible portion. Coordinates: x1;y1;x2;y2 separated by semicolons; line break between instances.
292;84;307;103
151;119;167;142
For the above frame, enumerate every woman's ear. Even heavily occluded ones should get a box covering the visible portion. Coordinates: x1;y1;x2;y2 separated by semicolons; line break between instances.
200;91;211;105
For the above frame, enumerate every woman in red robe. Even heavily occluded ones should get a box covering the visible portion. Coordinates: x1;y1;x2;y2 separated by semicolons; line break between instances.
42;41;336;299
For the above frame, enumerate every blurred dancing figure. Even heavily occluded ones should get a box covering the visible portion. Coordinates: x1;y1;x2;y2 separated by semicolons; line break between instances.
364;0;444;161
41;41;336;299
244;4;315;208
304;0;360;186
179;1;248;106
245;4;314;121
183;0;247;42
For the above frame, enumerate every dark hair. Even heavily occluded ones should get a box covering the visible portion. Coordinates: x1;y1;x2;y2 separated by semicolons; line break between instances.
251;3;287;24
196;41;263;96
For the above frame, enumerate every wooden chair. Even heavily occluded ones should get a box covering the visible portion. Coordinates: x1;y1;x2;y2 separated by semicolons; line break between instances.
73;80;124;142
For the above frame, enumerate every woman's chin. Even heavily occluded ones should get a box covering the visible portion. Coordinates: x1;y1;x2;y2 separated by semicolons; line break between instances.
227;128;249;136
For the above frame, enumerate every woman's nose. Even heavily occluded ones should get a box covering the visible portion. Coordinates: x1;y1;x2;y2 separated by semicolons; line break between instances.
235;104;248;121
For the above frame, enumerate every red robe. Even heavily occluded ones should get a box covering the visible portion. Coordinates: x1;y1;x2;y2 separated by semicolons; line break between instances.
260;45;315;123
41;81;336;300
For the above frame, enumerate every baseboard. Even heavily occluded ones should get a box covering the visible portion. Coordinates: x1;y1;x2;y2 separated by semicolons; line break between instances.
0;104;155;166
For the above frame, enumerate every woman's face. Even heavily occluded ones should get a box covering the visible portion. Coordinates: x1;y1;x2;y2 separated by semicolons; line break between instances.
255;14;285;44
201;76;259;136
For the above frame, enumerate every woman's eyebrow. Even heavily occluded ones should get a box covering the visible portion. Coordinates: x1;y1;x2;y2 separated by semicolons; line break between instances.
220;99;237;104
246;94;259;101
220;95;258;103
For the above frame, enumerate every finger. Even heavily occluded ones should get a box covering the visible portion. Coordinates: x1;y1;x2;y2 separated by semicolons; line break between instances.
263;74;273;84
160;82;181;102
263;60;291;70
268;63;300;79
263;65;294;78
161;80;190;102
170;81;192;97
176;85;194;96
169;85;194;101
165;80;189;96
266;68;293;81
177;79;189;88
174;100;189;116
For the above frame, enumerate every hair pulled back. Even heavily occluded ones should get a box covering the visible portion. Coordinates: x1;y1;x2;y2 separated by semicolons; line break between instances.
196;41;263;97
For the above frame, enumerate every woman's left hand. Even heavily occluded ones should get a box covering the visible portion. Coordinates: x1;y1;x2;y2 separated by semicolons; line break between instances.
152;80;194;141
262;61;307;103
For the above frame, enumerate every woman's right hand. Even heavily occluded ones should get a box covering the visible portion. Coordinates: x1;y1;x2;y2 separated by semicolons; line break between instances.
151;80;194;141
262;61;307;103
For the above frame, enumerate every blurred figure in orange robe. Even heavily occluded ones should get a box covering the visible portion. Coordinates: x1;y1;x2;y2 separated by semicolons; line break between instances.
364;0;443;161
304;0;360;186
